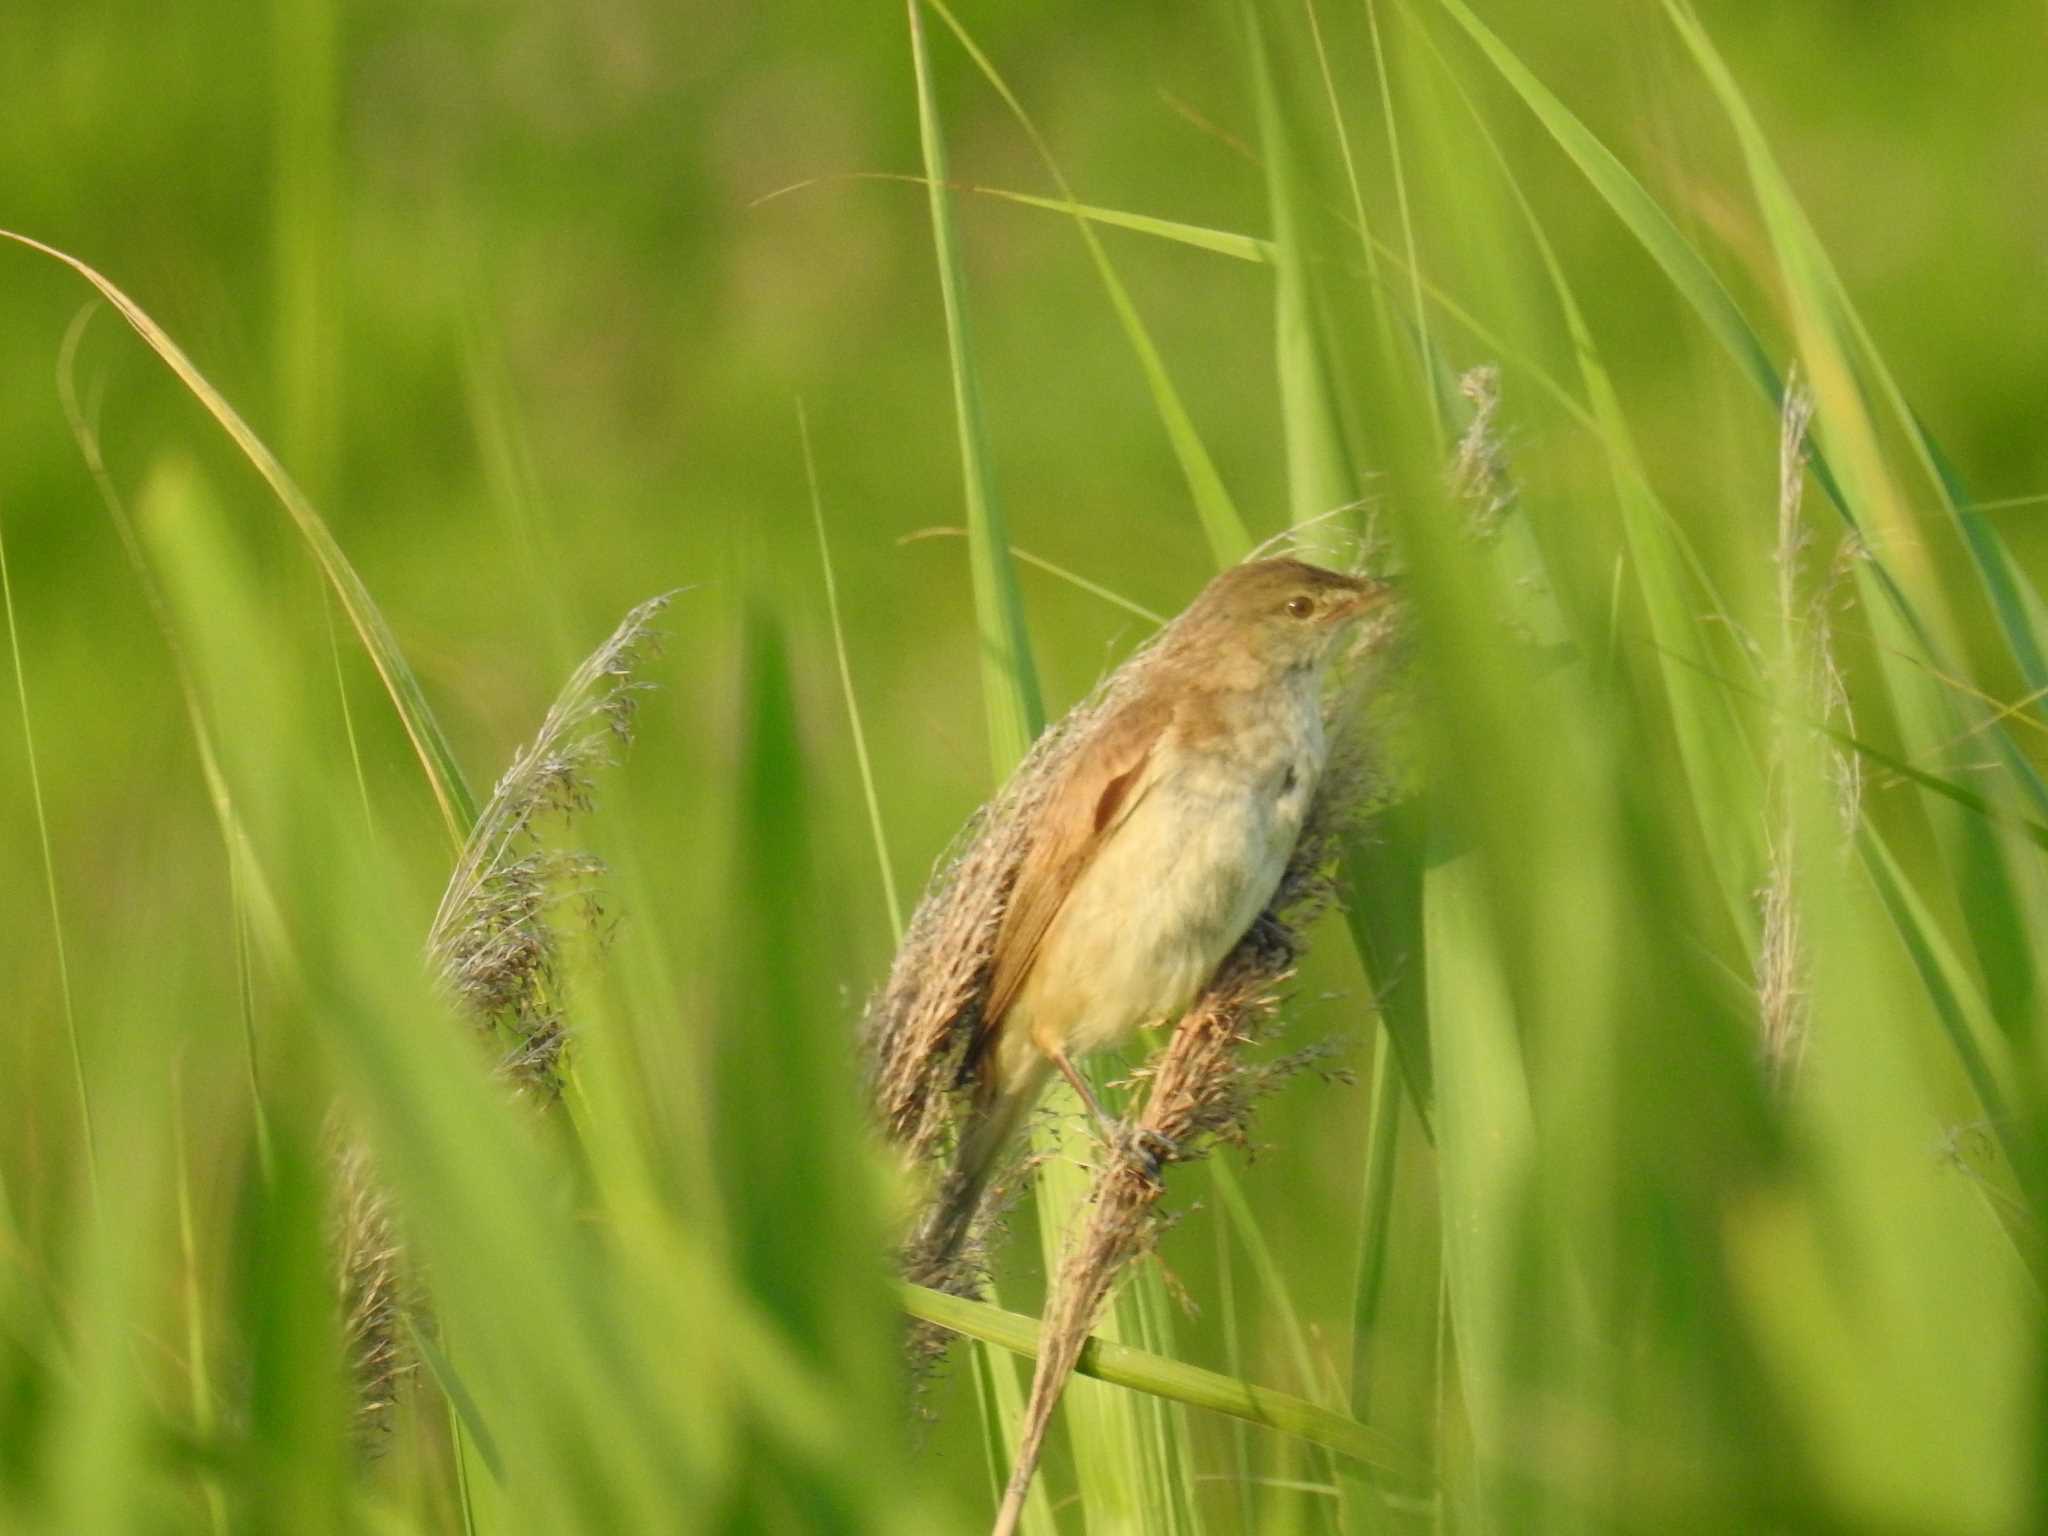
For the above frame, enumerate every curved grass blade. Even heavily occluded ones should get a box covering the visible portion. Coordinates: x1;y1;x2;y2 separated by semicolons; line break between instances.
1652;1;2048;826
0;231;479;846
0;500;98;1209
967;188;1274;265
907;3;1042;769
909;12;1207;1529
801;402;903;941
1429;0;1779;412
1247;3;1358;548
923;0;1253;565
1408;15;1766;943
906;14;1067;1532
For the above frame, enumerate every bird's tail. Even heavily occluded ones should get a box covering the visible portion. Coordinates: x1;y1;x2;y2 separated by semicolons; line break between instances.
903;1059;1050;1294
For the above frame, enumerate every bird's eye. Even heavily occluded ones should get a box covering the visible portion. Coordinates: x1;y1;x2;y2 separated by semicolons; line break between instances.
1285;595;1315;619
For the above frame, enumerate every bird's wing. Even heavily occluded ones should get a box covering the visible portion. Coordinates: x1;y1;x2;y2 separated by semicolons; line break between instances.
975;692;1176;1066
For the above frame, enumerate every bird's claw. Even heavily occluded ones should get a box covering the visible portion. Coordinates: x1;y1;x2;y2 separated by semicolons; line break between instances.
1115;1124;1185;1183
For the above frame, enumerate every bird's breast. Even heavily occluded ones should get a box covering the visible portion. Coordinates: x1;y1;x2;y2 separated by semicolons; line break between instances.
1013;682;1326;1066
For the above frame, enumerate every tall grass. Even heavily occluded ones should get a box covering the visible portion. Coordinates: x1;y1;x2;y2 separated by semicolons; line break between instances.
1;1;2043;1532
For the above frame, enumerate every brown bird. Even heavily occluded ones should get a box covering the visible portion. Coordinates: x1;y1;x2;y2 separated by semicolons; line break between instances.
910;557;1388;1276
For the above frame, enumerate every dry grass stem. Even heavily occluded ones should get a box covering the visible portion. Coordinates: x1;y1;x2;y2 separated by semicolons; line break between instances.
988;682;1380;1532
867;555;1388;1318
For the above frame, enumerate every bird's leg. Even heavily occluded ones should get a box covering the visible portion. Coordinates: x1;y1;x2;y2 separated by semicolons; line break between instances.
1046;1048;1182;1183
1047;1047;1122;1149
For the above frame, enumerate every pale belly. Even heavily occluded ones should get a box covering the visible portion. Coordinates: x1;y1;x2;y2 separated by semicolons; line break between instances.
1003;707;1324;1079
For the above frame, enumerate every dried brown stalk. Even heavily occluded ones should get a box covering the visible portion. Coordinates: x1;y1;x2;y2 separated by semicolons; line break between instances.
987;687;1377;1535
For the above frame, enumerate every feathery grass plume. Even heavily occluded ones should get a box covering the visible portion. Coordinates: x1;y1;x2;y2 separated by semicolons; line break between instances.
1759;378;1817;1090
1758;376;1864;1091
1448;364;1517;543
426;592;674;1089
328;1134;414;1450
326;594;673;1440
989;678;1383;1535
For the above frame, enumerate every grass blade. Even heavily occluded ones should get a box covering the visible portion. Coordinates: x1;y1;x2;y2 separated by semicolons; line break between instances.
902;1283;1428;1486
907;3;1042;769
0;498;97;1210
0;232;479;846
1247;3;1358;546
922;0;1254;565
801;402;903;942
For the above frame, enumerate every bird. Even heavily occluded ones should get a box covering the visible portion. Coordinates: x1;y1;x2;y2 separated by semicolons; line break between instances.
905;556;1389;1282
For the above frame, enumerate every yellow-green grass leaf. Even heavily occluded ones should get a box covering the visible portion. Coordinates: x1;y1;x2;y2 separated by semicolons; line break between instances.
1;231;479;847
907;1;1042;771
1247;3;1358;549
924;0;1253;566
902;1283;1428;1488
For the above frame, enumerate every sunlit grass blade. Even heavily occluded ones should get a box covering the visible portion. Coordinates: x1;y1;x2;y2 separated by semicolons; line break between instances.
801;402;903;941
1341;808;1432;1124
1429;0;1779;411
172;1079;230;1535
1406;15;1767;942
907;1;1041;770
905;12;1069;1532
1247;5;1357;552
902;1283;1428;1486
1205;1163;1333;1407
1656;0;2048;1067
0;498;96;1210
1415;866;1533;1515
1858;824;2042;1238
1358;0;1435;431
60;338;286;1164
1665;1;2048;740
953;188;1274;265
1656;0;2048;836
0;233;479;846
910;10;1211;1528
922;0;1253;565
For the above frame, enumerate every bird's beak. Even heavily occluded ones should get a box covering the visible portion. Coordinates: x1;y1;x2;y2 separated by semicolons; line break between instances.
1328;573;1399;622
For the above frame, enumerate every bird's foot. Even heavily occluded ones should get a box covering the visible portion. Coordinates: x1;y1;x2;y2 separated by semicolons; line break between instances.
1114;1123;1185;1184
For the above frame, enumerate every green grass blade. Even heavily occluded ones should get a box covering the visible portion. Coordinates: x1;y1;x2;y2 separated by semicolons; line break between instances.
1207;1161;1332;1406
1409;18;1767;943
1247;3;1357;546
1430;0;1779;410
901;1283;1428;1486
962;188;1274;265
0;233;479;846
800;402;903;942
1653;0;2048;828
911;15;1213;1528
0;498;97;1210
1361;0;1437;433
923;0;1253;565
907;2;1042;768
1342;806;1433;1125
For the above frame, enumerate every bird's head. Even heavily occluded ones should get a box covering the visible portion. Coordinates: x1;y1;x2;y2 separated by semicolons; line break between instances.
1174;557;1394;679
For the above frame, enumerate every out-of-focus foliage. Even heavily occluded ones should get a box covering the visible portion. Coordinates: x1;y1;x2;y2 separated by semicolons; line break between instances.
2;0;2045;1530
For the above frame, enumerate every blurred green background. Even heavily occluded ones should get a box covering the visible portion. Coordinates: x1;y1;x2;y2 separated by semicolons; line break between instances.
3;0;2046;1531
